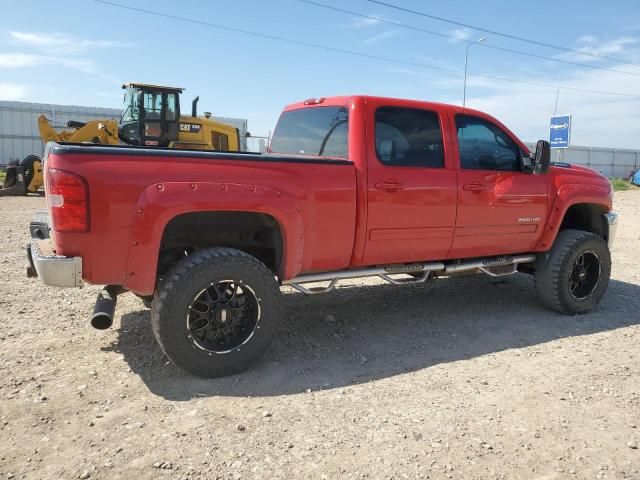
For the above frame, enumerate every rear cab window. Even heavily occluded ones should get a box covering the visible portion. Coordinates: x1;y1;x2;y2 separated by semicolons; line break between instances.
270;106;348;159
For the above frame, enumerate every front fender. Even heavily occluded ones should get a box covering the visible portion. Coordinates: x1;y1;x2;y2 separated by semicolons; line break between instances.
535;183;612;251
122;181;304;295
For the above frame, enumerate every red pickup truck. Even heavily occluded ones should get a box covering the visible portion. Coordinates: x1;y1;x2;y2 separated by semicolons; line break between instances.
27;95;617;378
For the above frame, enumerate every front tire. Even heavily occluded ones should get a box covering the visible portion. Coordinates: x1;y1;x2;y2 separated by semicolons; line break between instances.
151;247;283;378
535;229;611;314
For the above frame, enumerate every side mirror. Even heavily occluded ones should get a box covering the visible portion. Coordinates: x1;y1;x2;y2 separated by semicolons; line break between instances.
534;140;551;174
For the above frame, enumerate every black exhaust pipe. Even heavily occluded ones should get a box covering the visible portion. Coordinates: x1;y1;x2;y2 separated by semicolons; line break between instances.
91;286;121;330
192;96;199;117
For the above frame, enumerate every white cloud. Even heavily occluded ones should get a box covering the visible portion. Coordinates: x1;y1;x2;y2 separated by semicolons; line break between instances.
0;53;45;68
0;29;128;87
360;30;398;46
463;65;640;149
448;28;472;43
563;36;638;62
351;14;385;28
388;59;640;149
0;82;28;100
577;34;598;44
1;31;126;85
9;31;128;54
395;32;640;149
0;52;95;73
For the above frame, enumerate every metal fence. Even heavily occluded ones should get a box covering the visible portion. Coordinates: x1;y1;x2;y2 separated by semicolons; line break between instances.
525;143;640;179
0;101;250;162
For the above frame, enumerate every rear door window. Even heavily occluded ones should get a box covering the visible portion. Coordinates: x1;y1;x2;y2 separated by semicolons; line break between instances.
374;107;444;167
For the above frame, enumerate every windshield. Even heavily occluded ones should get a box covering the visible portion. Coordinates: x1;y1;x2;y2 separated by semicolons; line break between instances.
121;87;140;123
270;106;348;159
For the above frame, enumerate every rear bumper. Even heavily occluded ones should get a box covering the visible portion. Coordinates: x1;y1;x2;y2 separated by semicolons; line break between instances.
604;211;618;248
28;239;83;288
26;212;83;288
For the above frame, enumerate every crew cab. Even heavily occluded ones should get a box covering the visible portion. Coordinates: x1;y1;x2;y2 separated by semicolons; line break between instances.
27;95;618;378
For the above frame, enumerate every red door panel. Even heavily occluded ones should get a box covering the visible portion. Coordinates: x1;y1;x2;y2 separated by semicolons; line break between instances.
450;113;548;258
364;170;458;264
451;170;547;258
361;100;457;265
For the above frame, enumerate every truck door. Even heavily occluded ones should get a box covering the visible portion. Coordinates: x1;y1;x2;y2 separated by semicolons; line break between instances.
450;113;547;258
361;102;457;265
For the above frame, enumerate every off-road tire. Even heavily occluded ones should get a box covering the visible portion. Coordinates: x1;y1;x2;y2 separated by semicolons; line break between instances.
151;247;283;378
535;229;611;314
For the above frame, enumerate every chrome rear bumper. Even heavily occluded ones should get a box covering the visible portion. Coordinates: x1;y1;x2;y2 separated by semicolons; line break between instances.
28;239;83;288
26;211;83;288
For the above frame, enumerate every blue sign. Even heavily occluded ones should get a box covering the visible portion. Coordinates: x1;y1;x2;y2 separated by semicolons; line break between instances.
549;114;571;149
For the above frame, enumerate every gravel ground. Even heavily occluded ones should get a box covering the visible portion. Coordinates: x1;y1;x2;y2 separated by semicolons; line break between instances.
1;192;639;480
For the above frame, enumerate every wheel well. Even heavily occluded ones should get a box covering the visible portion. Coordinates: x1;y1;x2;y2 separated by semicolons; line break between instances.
158;211;283;278
559;204;607;239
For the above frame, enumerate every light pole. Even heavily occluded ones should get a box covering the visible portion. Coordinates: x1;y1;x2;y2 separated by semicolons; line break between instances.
463;37;486;108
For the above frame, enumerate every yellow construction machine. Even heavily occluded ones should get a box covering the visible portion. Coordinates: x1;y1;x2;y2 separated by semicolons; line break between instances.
1;83;241;196
118;83;241;150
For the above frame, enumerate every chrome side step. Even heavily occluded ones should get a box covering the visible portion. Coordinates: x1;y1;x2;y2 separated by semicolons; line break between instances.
444;254;535;275
283;254;535;294
284;262;444;294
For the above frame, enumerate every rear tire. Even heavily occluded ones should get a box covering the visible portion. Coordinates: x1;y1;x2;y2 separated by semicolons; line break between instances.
535;229;611;314
151;247;282;378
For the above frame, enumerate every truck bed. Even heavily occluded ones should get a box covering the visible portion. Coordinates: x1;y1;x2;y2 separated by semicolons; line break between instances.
44;142;358;293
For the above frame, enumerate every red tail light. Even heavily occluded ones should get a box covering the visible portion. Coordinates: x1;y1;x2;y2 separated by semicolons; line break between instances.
46;168;89;232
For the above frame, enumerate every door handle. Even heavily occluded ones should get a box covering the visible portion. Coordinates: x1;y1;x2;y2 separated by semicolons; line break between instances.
374;181;404;192
462;182;488;193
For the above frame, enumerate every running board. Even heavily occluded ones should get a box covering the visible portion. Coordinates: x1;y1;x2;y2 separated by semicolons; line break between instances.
283;254;535;294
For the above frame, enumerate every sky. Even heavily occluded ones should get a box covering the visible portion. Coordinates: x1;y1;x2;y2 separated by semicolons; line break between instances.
1;0;640;148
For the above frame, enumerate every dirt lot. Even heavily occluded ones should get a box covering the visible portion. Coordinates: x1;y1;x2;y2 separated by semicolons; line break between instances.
1;192;639;480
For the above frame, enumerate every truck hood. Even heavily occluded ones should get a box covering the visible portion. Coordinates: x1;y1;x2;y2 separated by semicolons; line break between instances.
550;162;612;201
550;162;609;182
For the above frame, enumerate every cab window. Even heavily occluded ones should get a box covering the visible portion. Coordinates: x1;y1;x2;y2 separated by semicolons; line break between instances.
143;92;163;120
121;88;140;123
374;107;444;168
456;115;521;171
270;106;348;159
166;93;177;121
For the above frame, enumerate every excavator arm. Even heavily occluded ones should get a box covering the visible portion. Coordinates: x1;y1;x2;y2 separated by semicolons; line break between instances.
1;116;121;196
37;115;120;145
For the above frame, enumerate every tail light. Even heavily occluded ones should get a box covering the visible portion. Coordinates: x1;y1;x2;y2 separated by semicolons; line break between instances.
46;168;89;232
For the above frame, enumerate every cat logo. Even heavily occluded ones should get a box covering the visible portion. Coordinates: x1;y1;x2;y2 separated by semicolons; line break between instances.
179;123;202;133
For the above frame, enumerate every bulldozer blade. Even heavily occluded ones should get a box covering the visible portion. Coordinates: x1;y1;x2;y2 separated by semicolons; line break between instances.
0;166;27;197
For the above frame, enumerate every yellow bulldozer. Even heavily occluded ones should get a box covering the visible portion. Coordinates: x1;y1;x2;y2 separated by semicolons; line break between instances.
1;83;242;196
